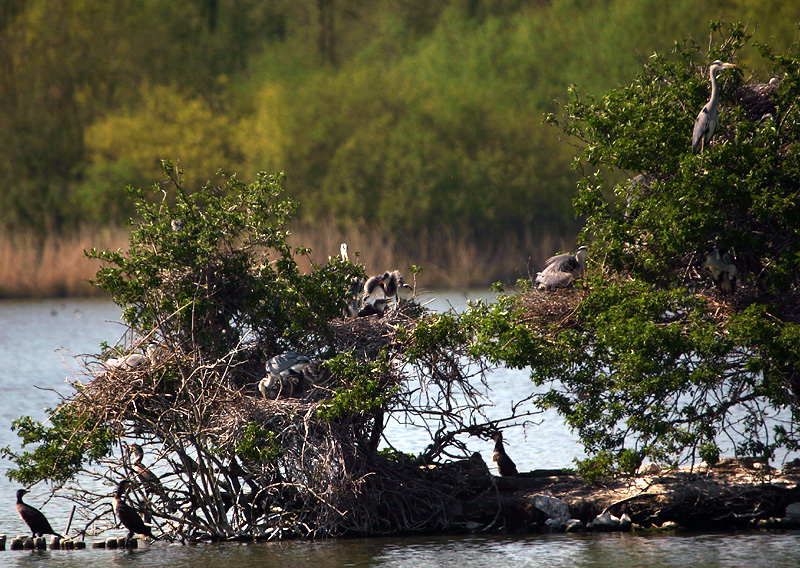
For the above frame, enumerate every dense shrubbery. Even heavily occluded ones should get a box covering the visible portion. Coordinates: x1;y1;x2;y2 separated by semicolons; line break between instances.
468;23;800;480
2;166;536;539
2;0;797;244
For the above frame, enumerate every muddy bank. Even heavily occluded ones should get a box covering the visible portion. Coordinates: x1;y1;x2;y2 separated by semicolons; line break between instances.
453;458;800;533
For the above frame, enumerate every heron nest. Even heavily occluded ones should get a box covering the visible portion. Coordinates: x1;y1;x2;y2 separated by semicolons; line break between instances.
60;299;498;541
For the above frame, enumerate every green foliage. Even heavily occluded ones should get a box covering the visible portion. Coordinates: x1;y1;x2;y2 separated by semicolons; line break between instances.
317;353;394;421
236;422;282;463
87;163;358;357
10;0;794;239
1;405;115;485
467;23;800;471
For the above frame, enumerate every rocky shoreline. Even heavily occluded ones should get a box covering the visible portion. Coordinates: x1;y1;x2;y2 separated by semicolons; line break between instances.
457;458;800;534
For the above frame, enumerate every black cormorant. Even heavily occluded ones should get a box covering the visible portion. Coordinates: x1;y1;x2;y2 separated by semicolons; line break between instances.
16;489;61;538
113;480;156;540
491;432;518;477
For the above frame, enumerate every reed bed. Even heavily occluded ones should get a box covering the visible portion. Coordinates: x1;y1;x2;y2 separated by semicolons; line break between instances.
0;225;130;299
289;219;574;290
0;221;575;298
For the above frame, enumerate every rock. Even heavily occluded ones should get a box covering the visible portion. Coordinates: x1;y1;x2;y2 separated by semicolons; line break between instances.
619;513;632;531
784;502;800;519
544;518;566;532
637;463;661;475
565;519;584;532
62;539;75;549
49;536;61;550
92;541;106;549
74;540;86;549
105;537;118;549
659;521;679;530
590;511;621;532
10;537;23;551
0;534;5;551
530;494;570;522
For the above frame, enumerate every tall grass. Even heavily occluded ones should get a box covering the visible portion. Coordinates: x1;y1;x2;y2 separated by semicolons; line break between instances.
290;219;574;289
0;226;130;299
0;222;575;299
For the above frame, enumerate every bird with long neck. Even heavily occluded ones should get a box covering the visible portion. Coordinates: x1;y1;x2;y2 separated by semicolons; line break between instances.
16;489;61;538
692;61;736;154
491;432;518;477
113;480;156;540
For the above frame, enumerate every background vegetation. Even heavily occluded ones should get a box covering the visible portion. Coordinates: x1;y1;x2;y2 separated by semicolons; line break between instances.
1;0;798;289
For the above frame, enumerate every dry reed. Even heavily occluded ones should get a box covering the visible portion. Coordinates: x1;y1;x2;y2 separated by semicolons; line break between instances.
0;225;130;298
0;221;576;298
289;219;574;289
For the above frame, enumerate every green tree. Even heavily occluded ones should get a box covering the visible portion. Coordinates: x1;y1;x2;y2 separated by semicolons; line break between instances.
470;22;800;480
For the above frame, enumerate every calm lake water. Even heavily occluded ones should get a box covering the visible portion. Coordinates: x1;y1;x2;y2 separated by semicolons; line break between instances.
0;293;797;567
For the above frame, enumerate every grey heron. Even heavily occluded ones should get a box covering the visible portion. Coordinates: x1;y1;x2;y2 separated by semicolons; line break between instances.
103;342;164;372
692;60;736;154
382;270;413;300
703;246;738;294
113;480;155;541
16;489;61;538
535;246;589;289
357;297;391;317
491;432;518;477
259;352;312;398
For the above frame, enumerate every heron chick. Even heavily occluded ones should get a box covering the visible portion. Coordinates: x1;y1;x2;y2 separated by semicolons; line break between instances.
703;247;738;294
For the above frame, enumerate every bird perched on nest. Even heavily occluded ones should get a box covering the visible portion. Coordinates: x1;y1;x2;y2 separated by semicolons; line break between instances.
692;60;737;154
364;270;413;302
113;480;156;541
16;489;61;538
259;352;336;398
102;341;164;373
491;432;518;477
703;246;738;294
535;246;589;289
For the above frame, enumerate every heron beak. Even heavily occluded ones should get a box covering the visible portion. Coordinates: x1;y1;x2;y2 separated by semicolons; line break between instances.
722;63;736;68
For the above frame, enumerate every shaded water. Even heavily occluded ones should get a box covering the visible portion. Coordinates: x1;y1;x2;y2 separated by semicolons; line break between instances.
0;295;797;566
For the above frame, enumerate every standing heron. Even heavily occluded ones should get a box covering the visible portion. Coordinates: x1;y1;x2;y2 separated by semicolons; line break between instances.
491;432;518;477
16;489;61;538
692;60;737;154
113;480;156;541
535;246;589;289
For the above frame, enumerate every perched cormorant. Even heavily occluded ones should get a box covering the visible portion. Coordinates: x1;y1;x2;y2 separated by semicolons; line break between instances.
113;480;155;540
491;432;518;477
16;489;61;538
535;246;589;289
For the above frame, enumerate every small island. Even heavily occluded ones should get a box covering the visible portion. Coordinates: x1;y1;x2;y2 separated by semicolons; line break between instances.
4;22;800;544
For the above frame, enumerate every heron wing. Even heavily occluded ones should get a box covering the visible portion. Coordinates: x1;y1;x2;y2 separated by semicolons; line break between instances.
692;108;710;153
535;266;575;289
